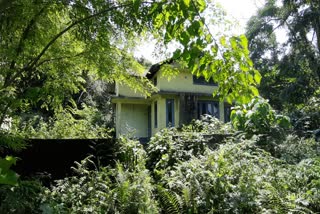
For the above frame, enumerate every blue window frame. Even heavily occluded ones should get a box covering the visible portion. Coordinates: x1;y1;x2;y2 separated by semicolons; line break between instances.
166;99;175;127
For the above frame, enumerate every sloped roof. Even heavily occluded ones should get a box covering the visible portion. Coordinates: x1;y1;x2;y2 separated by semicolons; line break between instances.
146;59;174;79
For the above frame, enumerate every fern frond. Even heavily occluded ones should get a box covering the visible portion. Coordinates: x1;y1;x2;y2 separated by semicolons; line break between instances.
156;185;181;214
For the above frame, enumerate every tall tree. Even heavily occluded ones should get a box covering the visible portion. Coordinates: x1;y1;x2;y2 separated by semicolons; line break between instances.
246;0;320;110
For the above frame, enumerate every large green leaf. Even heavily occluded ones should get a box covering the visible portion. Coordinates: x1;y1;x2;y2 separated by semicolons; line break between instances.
0;156;19;186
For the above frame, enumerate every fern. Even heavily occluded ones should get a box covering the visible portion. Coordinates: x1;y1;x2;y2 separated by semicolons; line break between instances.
156;185;181;214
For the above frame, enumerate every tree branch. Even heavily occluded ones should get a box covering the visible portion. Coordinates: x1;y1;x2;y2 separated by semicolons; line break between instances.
27;2;136;70
4;6;47;88
36;52;86;67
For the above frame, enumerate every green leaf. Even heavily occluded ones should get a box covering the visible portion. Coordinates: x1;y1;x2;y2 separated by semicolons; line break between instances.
0;156;19;186
183;0;190;7
133;0;141;12
253;70;262;84
239;34;248;48
250;86;259;96
220;36;226;47
173;49;182;60
197;0;206;12
230;37;238;50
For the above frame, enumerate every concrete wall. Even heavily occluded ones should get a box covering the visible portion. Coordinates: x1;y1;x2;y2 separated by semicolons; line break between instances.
155;69;218;95
116;82;146;98
116;103;149;138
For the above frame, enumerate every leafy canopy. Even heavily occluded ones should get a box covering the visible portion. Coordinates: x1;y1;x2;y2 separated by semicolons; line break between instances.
0;0;260;130
246;0;320;110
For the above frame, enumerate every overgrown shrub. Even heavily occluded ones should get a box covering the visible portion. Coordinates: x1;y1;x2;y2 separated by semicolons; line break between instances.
7;108;320;213
0;180;43;214
181;115;233;134
290;96;320;138
41;139;159;213
231;96;291;137
275;134;320;164
146;128;209;180
146;116;230;178
158;137;320;213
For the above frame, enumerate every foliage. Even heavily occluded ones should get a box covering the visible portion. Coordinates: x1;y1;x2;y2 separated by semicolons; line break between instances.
156;185;181;214
146;115;230;176
290;95;320;136
181;114;233;134
159;137;320;213
41;140;159;213
231;96;291;137
26;118;320;213
0;131;26;151
0;0;260;134
246;0;320;110
0;156;19;185
275;134;320;164
146;128;209;180
0;180;43;214
16;103;113;139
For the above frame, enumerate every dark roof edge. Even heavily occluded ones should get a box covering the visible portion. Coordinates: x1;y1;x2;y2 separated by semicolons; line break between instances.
146;58;174;79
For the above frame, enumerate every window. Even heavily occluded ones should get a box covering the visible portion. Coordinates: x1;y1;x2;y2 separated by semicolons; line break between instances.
154;101;158;128
166;99;175;127
193;75;217;86
153;76;157;86
224;105;232;122
197;101;219;119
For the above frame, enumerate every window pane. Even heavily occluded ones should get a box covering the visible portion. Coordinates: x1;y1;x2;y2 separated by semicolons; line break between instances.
197;101;219;119
224;105;231;122
166;99;174;127
193;75;217;86
154;101;157;128
207;103;212;115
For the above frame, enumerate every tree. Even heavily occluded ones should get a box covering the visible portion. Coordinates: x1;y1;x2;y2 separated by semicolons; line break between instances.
246;0;320;110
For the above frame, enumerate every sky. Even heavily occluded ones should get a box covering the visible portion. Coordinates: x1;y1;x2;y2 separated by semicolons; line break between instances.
215;0;265;34
135;0;266;63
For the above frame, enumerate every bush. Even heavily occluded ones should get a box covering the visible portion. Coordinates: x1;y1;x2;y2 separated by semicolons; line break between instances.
158;137;320;213
146;116;230;178
290;96;320;138
146;128;209;180
8;110;320;213
41;139;159;213
231;96;291;137
0;180;43;214
275;134;320;164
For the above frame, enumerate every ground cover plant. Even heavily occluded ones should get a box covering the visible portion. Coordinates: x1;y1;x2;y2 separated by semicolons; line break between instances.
1;113;318;213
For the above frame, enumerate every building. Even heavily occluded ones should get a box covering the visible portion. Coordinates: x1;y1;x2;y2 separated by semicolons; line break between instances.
111;62;231;140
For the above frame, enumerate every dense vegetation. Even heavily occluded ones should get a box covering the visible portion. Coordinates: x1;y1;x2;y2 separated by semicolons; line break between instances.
0;0;319;213
1;112;319;213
